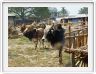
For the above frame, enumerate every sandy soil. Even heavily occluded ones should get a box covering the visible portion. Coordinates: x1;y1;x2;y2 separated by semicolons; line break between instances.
8;36;72;67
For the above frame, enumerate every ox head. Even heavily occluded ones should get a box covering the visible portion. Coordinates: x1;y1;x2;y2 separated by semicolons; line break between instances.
42;23;65;46
21;24;36;41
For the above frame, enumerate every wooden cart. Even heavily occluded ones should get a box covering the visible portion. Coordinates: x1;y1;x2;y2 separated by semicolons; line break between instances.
64;21;88;67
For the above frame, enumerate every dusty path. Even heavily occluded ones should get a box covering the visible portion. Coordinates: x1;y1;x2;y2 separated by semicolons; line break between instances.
8;36;71;67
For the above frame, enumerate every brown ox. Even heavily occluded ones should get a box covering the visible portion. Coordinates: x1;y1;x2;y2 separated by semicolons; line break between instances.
21;23;46;49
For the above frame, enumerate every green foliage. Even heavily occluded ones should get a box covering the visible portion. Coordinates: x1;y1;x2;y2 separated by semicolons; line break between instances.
8;7;34;18
33;7;50;19
78;7;88;14
8;7;50;21
60;7;68;16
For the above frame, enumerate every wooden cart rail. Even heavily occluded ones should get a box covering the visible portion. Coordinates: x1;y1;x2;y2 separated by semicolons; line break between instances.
63;20;88;67
64;45;88;54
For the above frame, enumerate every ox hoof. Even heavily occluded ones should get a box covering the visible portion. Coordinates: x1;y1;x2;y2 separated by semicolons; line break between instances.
59;62;63;65
59;59;63;64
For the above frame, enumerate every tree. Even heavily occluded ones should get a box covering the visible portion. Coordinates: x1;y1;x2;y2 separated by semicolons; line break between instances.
48;7;58;17
8;7;34;23
61;7;68;16
33;7;50;20
78;7;88;14
8;7;51;22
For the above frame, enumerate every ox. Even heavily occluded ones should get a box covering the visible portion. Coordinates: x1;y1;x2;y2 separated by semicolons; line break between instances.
21;23;46;49
42;23;65;64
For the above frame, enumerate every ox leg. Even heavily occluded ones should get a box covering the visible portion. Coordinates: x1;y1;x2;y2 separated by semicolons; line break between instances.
40;39;44;48
59;48;63;64
35;39;38;50
42;39;45;48
42;40;44;48
39;39;43;48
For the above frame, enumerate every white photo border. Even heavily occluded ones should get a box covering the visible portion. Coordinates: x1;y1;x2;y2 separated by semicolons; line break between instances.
2;0;93;3
94;1;95;72
0;0;2;72
4;72;93;74
2;2;94;73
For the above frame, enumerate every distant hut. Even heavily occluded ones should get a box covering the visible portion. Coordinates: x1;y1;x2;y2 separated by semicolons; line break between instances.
64;14;88;24
8;13;16;27
56;14;88;25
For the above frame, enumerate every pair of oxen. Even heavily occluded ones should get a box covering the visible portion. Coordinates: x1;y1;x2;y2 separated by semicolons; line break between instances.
21;22;65;64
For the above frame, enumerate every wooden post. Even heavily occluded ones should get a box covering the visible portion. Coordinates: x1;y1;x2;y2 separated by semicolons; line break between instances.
72;33;76;67
77;30;80;47
68;20;75;67
81;19;85;46
68;23;71;48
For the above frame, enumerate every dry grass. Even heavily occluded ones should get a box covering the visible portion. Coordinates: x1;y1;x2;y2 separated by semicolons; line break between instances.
8;36;72;67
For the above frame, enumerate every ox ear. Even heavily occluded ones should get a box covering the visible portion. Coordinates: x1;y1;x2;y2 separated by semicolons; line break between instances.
24;28;28;33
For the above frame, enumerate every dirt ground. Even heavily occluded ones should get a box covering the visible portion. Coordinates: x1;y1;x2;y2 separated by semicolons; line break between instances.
8;36;72;67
